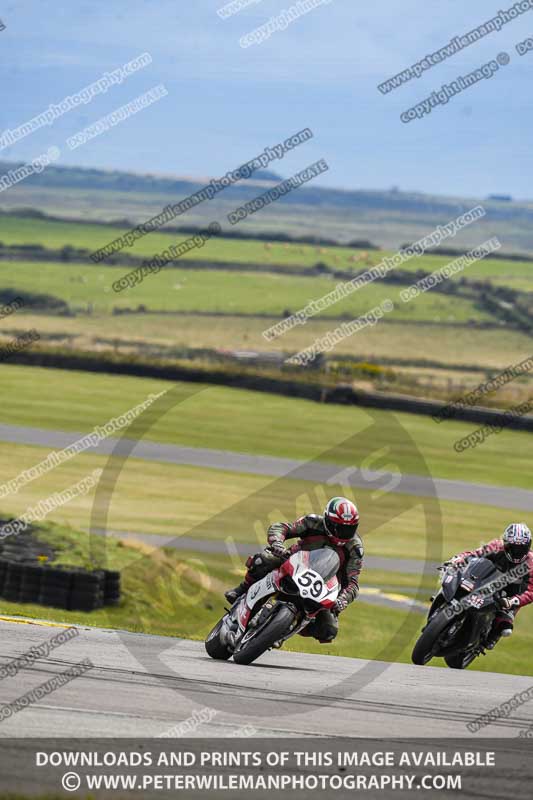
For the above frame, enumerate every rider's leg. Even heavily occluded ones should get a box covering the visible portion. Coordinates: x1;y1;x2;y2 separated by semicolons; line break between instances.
486;609;516;649
302;609;338;644
224;548;283;603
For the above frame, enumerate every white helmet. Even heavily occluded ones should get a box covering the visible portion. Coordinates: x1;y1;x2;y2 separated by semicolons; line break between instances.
502;523;532;564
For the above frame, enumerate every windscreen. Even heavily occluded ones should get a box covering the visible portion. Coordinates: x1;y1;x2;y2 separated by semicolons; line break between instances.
307;548;340;581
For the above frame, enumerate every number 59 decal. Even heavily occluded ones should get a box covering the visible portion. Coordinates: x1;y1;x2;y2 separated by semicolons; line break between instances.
294;569;327;600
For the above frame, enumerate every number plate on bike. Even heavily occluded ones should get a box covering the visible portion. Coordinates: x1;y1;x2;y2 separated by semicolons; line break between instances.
293;568;327;601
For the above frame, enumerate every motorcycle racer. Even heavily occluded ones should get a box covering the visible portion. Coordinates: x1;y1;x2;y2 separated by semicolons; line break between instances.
224;497;363;644
448;523;533;649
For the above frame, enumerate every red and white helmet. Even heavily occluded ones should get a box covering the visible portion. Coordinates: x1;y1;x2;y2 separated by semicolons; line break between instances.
324;497;360;545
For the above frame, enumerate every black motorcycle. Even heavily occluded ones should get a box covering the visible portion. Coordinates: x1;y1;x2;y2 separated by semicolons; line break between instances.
412;556;514;669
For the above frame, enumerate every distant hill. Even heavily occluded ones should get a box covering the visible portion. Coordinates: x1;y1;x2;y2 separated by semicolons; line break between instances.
0;161;283;195
1;160;533;254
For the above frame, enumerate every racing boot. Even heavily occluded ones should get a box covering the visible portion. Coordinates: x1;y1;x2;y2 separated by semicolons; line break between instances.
486;622;513;650
224;581;249;604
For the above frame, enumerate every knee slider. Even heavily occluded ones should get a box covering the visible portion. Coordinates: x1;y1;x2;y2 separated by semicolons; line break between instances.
320;624;338;643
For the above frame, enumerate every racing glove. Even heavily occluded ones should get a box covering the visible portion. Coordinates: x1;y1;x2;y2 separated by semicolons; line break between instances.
500;596;520;610
442;556;466;570
334;595;349;615
268;541;290;560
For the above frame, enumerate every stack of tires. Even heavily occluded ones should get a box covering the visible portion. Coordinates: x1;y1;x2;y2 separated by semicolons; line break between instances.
20;564;44;604
69;568;105;612
0;531;54;564
40;566;72;608
0;560;121;611
103;570;121;606
2;561;25;603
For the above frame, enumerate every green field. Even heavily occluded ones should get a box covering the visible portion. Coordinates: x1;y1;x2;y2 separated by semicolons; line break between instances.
0;438;530;562
0;259;493;323
1;213;533;287
0;364;531;492
2;213;377;266
1;213;531;400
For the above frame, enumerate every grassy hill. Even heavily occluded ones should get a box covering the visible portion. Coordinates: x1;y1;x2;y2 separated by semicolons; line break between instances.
3;160;533;251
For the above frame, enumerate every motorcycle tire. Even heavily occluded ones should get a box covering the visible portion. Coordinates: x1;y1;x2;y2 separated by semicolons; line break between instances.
412;608;456;666
444;651;477;670
205;618;232;660
233;604;297;666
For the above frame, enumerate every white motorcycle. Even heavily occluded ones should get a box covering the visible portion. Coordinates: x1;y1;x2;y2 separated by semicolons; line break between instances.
205;547;340;665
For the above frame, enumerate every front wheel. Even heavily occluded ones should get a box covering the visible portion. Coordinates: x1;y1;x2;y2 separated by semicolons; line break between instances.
444;651;477;670
412;608;457;666
233;604;297;665
205;618;232;660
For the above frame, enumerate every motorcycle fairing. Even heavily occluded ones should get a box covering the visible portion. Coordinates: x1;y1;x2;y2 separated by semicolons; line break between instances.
235;548;340;632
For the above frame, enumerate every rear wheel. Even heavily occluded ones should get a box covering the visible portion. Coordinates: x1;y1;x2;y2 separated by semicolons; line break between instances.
233;604;297;666
412;609;458;666
205;618;232;660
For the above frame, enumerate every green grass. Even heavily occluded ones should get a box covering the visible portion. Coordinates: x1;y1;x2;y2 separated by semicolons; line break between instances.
0;259;493;323
0;435;530;566
0;364;531;491
0;213;532;290
0;213;529;391
0;214;371;266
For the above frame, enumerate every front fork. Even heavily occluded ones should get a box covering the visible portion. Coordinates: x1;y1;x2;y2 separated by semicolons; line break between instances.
229;596;305;650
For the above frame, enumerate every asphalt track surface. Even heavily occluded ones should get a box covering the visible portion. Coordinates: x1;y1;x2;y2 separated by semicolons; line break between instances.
0;618;532;739
1;422;532;511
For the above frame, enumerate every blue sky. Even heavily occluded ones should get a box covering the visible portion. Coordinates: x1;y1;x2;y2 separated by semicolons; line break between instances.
1;0;531;198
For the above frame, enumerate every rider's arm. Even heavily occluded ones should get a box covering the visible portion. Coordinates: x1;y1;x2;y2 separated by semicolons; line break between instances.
267;521;291;549
338;538;364;606
516;557;533;608
454;538;502;561
267;514;321;551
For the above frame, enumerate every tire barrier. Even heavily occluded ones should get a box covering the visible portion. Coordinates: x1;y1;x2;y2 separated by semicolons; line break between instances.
0;530;55;563
0;527;121;611
0;560;121;612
